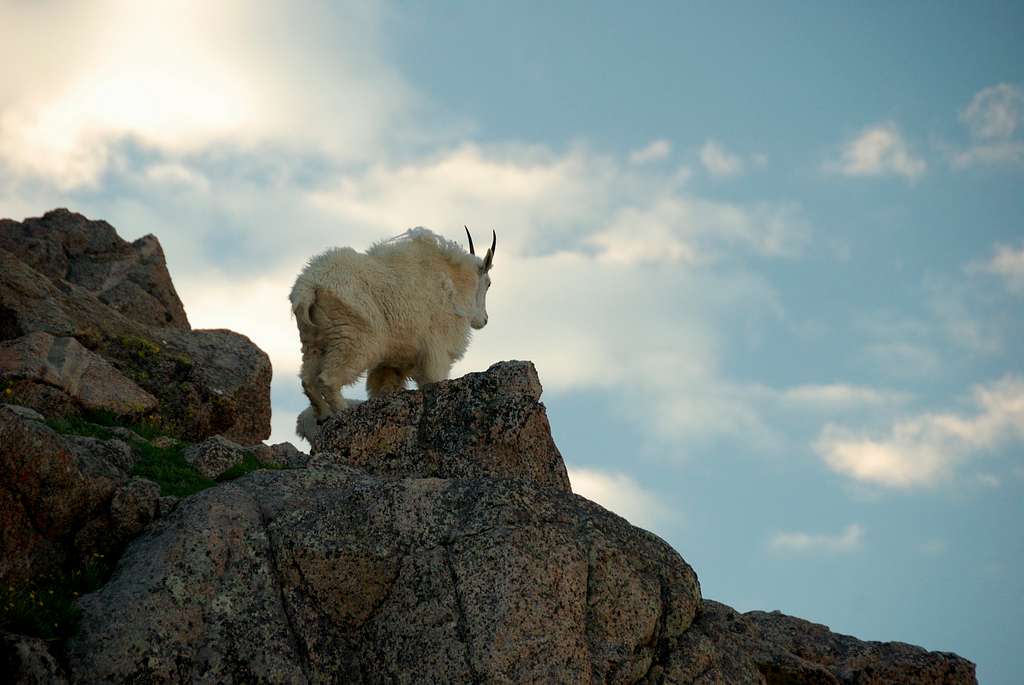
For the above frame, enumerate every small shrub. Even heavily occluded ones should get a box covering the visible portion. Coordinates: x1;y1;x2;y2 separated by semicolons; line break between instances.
118;335;161;360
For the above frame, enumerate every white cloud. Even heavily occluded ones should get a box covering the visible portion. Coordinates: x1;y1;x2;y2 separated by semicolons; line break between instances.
962;84;1022;139
0;0;429;188
952;83;1024;168
781;384;909;410
309;143;809;263
630;139;672;164
699;140;745;177
815;375;1024;488
159;142;797;448
567;467;673;531
143;163;211;192
973;242;1024;295
175;265;305;380
768;523;864;553
0;0;816;458
584;197;808;265
827;123;926;179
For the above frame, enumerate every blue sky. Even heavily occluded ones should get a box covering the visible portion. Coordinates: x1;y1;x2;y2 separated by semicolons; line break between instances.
1;2;1022;681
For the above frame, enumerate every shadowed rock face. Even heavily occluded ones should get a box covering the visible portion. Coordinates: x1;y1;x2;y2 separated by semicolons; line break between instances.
0;208;189;329
0;405;160;587
0;209;270;444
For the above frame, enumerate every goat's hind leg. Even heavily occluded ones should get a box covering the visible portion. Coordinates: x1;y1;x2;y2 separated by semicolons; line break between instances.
311;291;372;415
366;365;407;399
318;348;366;414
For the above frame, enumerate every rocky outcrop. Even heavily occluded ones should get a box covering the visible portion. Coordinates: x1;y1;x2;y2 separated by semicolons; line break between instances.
0;209;270;443
0;210;976;683
0;332;158;417
252;440;311;469
67;467;699;683
0;405;159;587
62;363;975;684
650;600;974;684
0;208;189;329
150;327;272;445
315;360;570;491
183;435;309;479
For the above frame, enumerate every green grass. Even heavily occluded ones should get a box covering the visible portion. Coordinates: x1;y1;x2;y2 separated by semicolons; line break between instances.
0;553;113;641
44;412;210;497
47;407;287;496
45;415;115;441
131;440;216;497
217;453;282;482
46;409;168;442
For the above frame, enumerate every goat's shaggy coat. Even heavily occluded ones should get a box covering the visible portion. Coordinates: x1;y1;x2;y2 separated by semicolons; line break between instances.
290;228;494;441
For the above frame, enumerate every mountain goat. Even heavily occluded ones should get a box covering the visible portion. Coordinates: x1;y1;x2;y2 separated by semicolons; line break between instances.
290;226;495;441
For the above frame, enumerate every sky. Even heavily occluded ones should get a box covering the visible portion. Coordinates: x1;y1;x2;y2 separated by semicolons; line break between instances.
1;1;1022;681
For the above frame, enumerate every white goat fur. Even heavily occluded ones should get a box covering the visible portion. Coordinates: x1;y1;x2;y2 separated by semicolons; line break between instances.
290;228;493;441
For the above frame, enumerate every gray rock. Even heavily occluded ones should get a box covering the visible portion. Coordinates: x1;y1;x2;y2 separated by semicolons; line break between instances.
183;435;250;479
0;631;69;684
648;599;976;684
109;478;161;536
0;403;45;422
250;441;309;469
315;360;570;491
157;495;180;518
66;466;700;683
65;436;136;472
154;327;272;445
0;332;158;416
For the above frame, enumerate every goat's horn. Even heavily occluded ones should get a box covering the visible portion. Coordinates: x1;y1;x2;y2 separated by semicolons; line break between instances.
464;225;475;255
489;230;496;256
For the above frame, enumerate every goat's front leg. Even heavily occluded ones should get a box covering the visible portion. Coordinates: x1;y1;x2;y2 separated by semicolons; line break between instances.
412;351;451;389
